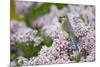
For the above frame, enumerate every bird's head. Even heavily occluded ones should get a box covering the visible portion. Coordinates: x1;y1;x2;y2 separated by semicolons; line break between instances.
58;15;67;24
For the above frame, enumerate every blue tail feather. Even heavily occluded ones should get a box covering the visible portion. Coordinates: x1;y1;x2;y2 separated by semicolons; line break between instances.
71;34;79;50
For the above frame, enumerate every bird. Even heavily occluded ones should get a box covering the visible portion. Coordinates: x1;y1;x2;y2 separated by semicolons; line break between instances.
58;15;79;50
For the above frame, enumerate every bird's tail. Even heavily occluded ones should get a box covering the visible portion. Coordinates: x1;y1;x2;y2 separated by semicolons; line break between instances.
70;34;79;50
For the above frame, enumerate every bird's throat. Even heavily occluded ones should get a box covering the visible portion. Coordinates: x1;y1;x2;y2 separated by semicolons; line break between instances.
61;22;65;31
61;21;66;31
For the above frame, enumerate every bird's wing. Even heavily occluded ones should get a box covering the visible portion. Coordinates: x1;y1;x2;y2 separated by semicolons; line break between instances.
64;21;74;35
64;22;79;49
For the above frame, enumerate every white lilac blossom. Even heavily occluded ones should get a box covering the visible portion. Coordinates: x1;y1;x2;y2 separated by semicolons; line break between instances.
15;1;34;15
16;56;28;66
33;36;43;47
16;1;43;15
10;21;43;47
11;21;34;43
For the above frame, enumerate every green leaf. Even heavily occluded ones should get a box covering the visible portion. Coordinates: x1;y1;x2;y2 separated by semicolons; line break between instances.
11;53;17;61
16;41;44;59
56;3;67;9
16;42;34;59
72;55;81;62
43;36;53;47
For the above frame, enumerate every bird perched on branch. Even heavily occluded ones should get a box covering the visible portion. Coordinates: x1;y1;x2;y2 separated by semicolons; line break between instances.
58;15;79;50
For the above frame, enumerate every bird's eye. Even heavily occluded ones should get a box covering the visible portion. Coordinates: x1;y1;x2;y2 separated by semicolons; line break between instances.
58;16;66;23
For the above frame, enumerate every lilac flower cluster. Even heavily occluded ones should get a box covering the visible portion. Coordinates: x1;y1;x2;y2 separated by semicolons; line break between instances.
10;21;43;47
23;31;71;65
